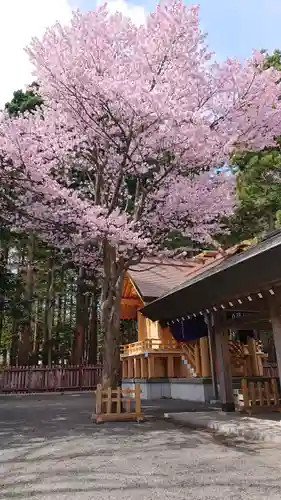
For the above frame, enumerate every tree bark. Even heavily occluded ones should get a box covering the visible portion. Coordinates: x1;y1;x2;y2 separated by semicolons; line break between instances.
42;254;55;366
18;234;35;366
55;266;64;364
100;243;124;389
69;276;74;328
33;298;43;364
10;316;19;366
0;237;9;358
10;254;21;366
72;267;87;365
88;277;98;365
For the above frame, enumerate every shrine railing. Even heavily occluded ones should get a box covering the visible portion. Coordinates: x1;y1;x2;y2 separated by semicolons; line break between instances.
120;338;179;357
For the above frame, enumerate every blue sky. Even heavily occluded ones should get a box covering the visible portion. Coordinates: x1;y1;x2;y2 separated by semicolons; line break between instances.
72;0;281;60
1;0;280;108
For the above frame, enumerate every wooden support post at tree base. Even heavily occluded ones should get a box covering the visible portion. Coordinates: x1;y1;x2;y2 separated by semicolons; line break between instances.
94;383;144;423
215;315;235;412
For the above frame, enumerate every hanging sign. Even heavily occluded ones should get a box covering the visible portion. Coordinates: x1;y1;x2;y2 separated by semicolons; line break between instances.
226;310;258;320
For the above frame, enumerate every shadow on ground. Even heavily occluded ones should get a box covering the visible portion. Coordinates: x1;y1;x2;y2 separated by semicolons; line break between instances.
0;393;277;500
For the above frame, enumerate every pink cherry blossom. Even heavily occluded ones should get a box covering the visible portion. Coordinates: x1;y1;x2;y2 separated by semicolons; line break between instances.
1;1;281;384
1;0;281;265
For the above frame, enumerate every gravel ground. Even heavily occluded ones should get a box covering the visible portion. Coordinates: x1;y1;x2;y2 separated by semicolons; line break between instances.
1;393;281;499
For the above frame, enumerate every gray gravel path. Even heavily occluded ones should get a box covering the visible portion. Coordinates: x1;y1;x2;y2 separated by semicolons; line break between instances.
1;393;281;499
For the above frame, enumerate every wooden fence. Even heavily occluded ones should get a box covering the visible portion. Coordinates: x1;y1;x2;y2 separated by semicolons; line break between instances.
235;377;281;414
0;365;103;393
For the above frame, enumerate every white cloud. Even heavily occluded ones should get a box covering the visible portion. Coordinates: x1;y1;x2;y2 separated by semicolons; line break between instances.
97;0;146;26
0;0;72;109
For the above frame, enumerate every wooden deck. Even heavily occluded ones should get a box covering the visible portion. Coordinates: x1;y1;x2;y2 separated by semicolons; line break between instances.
121;337;267;380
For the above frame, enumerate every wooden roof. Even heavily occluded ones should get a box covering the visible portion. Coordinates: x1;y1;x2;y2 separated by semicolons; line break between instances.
127;241;254;303
142;232;281;322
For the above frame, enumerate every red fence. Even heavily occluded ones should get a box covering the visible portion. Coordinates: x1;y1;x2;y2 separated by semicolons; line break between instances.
0;365;103;393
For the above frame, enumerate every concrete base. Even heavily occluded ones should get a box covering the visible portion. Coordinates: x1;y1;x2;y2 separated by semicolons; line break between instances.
122;378;216;403
165;411;281;444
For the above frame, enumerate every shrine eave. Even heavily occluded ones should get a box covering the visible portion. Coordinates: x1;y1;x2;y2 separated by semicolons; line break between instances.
141;231;281;322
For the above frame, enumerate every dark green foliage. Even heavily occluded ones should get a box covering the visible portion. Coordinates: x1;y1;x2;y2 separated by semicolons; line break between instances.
5;82;43;116
219;50;281;246
1;86;100;366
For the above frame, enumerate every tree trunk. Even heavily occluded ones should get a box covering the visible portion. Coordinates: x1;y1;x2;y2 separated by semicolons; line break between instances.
83;278;91;364
10;254;21;366
0;237;9;357
10;316;19;366
33;298;43;364
100;244;124;389
42;254;55;366
55;266;64;364
72;267;87;365
18;234;35;366
69;276;75;328
88;277;98;365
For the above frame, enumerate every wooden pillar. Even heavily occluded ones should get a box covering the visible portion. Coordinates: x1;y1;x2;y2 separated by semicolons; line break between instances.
200;336;211;377
134;358;141;378
148;355;155;379
269;298;281;382
137;312;147;342
247;337;259;377
140;356;148;378
215;325;235;412
194;342;201;376
167;355;174;378
122;359;128;379
206;314;219;401
257;355;264;376
128;358;134;378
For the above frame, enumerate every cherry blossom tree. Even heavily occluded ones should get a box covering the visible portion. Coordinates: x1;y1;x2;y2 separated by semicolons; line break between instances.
1;1;281;387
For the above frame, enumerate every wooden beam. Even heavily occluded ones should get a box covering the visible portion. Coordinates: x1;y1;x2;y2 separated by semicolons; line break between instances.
120;308;138;320
121;297;143;306
224;314;270;330
215;315;235;412
126;273;145;303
